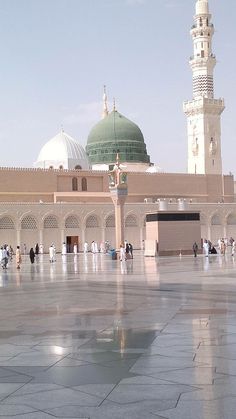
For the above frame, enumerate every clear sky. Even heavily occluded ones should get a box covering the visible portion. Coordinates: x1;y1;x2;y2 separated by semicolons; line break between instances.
0;0;235;173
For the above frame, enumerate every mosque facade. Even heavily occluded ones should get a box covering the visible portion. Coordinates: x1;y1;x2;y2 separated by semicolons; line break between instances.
0;0;235;252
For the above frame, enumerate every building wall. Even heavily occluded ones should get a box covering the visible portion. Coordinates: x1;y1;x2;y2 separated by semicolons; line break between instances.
0;168;233;204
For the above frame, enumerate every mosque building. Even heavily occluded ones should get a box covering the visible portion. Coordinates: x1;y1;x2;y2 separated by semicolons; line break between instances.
0;0;235;252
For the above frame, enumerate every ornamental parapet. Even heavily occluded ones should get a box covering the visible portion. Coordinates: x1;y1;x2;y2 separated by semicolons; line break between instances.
183;97;225;116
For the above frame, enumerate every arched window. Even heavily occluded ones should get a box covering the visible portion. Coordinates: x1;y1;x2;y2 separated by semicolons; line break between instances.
59;165;63;170
86;215;99;228
105;215;115;227
44;216;58;229
21;216;37;230
125;215;138;227
0;217;14;230
211;214;221;226
65;216;79;229
72;177;78;191
82;177;87;191
75;165;82;170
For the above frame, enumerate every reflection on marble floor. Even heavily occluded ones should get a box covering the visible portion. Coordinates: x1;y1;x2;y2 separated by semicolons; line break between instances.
0;252;235;417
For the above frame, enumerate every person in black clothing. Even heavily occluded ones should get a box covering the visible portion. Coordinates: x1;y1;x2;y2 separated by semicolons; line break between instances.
29;248;35;264
193;242;198;257
35;243;39;255
128;243;133;259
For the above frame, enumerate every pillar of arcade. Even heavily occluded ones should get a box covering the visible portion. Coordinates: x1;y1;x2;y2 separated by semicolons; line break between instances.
109;154;128;250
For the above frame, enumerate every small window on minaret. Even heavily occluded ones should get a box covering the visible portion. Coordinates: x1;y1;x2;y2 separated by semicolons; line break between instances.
212;160;215;166
199;17;202;27
201;50;204;58
206;18;209;26
195;164;197;174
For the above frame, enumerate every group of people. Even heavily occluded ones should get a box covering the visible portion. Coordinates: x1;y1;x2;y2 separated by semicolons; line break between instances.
195;237;236;257
0;244;22;269
84;240;111;254
119;241;133;261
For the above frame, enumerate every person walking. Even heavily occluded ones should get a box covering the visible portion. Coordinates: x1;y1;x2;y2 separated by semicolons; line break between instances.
120;243;126;261
2;245;8;269
16;246;22;269
232;241;236;256
193;242;198;258
49;244;54;263
35;243;39;255
29;248;35;264
128;243;133;259
203;240;209;257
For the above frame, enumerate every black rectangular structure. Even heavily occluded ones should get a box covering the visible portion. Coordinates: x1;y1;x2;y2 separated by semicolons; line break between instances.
146;213;200;223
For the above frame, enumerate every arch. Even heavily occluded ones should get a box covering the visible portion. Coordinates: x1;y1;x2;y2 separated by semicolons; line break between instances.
0;216;15;230
82;177;87;191
21;215;37;230
105;214;115;228
86;215;99;228
227;213;236;225
43;215;58;229
211;214;221;226
75;165;82;170
125;214;138;227
65;215;79;229
72;177;78;191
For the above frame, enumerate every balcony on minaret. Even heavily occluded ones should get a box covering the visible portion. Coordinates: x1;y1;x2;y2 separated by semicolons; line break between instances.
183;97;225;117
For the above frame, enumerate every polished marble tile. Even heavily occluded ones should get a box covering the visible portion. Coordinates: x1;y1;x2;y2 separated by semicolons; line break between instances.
0;252;235;418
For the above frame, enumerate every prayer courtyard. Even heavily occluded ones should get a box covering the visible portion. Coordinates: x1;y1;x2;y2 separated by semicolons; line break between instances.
0;252;235;418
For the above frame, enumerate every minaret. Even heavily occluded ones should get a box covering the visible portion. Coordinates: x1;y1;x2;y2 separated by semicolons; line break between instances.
102;85;109;119
183;0;225;175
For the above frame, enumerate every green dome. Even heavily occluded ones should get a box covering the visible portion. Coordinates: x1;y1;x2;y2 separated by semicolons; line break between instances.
86;110;150;165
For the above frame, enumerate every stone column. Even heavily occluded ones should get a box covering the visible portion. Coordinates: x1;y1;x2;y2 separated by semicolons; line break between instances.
39;229;43;245
16;229;21;247
108;155;128;251
140;226;143;250
61;229;65;244
110;186;127;250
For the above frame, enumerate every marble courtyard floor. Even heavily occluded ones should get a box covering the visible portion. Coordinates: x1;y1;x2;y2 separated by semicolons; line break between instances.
0;252;235;418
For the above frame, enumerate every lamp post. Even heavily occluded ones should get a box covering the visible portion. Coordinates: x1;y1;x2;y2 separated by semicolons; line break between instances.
109;154;128;250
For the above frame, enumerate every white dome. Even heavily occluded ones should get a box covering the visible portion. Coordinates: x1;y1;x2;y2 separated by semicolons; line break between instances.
35;130;90;170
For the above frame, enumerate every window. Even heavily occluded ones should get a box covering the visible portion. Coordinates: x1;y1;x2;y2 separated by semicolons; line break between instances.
105;215;115;227
125;215;137;227
0;217;14;230
21;216;37;230
44;216;58;229
75;165;82;170
82;177;87;191
59;165;63;170
86;215;99;228
72;177;78;191
65;216;79;229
